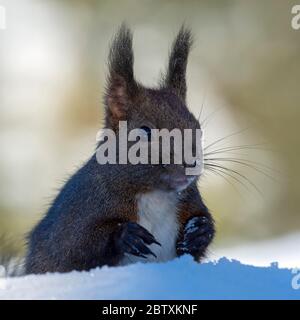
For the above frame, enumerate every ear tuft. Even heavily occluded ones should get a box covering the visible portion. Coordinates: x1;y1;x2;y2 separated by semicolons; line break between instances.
108;23;134;84
105;24;136;124
163;25;193;101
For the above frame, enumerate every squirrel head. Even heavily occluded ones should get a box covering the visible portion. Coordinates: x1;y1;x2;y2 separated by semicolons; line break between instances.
102;24;202;193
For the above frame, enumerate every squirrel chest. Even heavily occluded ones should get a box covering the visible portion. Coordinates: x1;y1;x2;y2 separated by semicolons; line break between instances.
121;190;179;265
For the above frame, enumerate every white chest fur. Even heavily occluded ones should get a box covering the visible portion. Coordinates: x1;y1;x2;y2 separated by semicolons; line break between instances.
121;190;179;265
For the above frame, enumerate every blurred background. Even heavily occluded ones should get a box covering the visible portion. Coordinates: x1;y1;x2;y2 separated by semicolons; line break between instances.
0;0;299;267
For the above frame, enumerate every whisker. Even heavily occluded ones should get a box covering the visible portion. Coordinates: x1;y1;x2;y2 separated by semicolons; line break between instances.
204;163;263;196
204;166;243;196
204;143;270;156
197;92;206;122
204;128;251;151
201;105;225;128
205;163;251;192
204;150;262;158
205;156;276;171
204;157;277;181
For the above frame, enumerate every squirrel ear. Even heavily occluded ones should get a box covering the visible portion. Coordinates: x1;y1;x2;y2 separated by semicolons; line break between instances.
105;24;137;122
105;74;129;120
163;26;193;102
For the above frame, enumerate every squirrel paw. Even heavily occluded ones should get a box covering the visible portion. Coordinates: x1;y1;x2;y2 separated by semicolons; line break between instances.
176;216;214;260
115;222;161;259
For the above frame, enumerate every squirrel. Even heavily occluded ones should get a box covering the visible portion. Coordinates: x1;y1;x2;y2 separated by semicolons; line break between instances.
24;25;215;274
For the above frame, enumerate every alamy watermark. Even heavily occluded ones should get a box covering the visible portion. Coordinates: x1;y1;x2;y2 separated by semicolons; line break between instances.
291;268;300;290
95;121;203;176
291;5;300;30
0;5;6;30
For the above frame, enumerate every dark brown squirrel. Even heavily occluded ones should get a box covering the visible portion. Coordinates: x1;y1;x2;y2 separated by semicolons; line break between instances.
24;25;215;274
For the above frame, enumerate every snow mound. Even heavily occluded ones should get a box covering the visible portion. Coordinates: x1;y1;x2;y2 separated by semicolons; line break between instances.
213;233;300;268
1;256;299;300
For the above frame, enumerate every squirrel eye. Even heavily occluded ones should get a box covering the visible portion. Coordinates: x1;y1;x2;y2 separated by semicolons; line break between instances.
140;126;151;141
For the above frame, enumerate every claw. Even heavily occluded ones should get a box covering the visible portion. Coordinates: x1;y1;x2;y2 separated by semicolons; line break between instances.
147;249;157;258
134;253;147;259
151;238;161;247
141;244;157;258
118;222;159;259
134;239;157;258
124;242;148;259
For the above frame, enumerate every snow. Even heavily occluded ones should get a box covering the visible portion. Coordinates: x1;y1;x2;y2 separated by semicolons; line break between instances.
213;232;300;269
0;255;299;300
1;233;300;300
